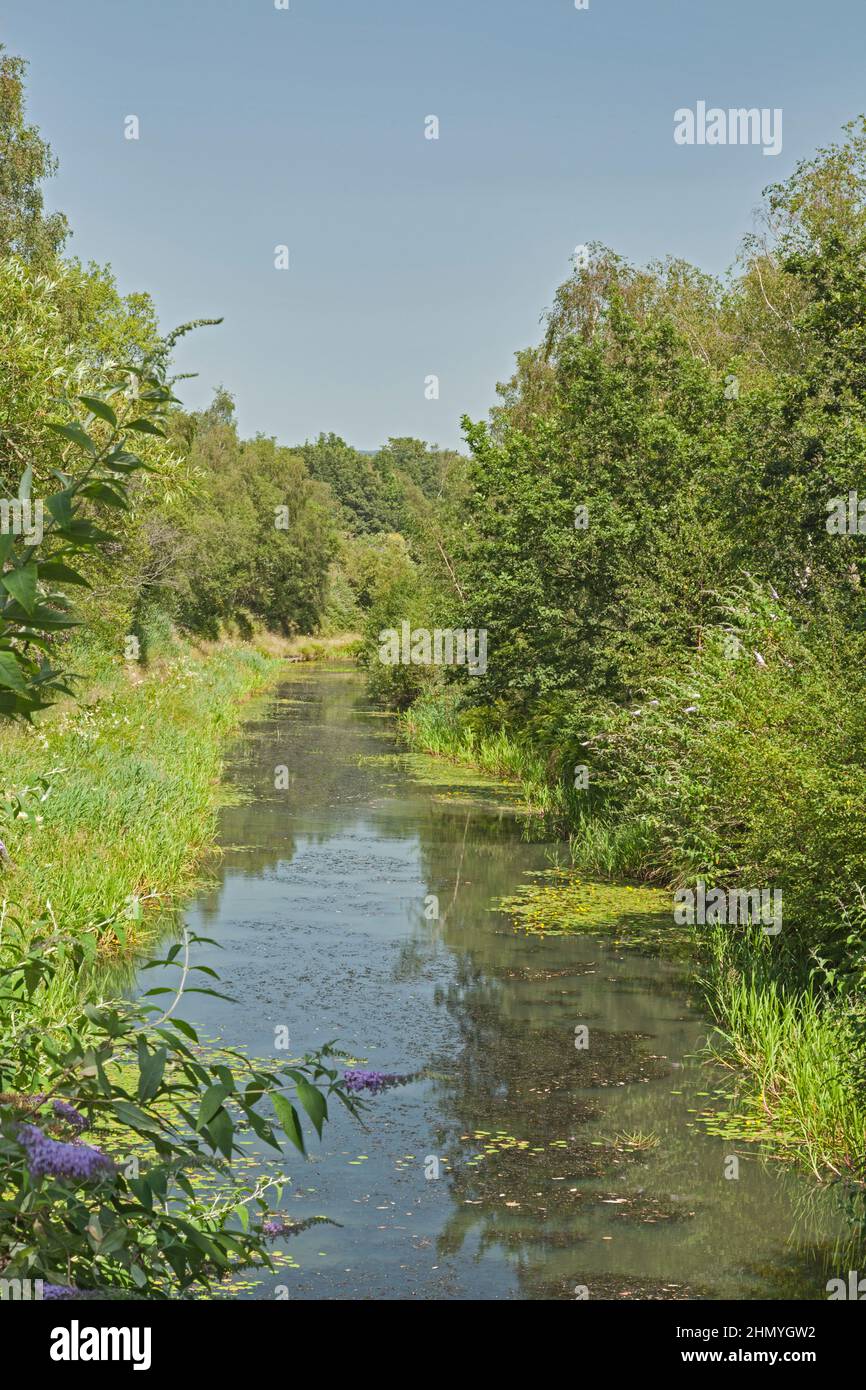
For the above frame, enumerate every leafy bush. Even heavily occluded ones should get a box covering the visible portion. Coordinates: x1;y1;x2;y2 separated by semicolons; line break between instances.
0;926;354;1298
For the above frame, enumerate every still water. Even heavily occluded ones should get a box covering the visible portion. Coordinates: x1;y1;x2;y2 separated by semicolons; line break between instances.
146;666;855;1300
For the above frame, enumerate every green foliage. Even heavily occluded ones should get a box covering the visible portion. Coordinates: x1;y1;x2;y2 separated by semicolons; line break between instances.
0;257;164;498
0;926;355;1297
577;588;866;956
299;433;396;534
0;343;181;718
163;399;338;638
700;925;866;1181
425;119;866;943
0;45;68;264
0;255;186;654
389;118;866;1182
0;50;375;1303
459;310;734;704
353;533;450;707
299;432;467;541
0;641;276;953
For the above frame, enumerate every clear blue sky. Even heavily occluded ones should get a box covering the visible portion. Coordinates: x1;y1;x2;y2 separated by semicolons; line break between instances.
5;0;866;449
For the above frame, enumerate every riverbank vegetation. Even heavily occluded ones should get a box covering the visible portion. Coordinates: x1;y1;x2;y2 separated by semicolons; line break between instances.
0;637;277;972
3;25;866;1294
377;122;866;1185
0;40;456;1298
0;44;375;1297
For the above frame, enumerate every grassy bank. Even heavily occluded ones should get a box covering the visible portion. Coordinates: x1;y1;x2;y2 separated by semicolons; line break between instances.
399;684;866;1188
700;927;866;1182
0;639;360;1297
401;691;571;816
0;636;281;971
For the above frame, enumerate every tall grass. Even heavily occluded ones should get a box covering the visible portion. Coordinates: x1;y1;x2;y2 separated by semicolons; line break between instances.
0;638;279;978
401;694;666;861
401;693;570;816
566;812;659;879
701;927;866;1181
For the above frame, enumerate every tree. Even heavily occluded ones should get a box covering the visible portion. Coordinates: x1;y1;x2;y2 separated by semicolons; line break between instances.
165;401;338;638
299;433;396;534
0;46;68;264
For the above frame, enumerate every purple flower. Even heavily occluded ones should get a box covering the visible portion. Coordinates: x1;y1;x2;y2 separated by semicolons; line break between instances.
41;1284;79;1300
51;1100;89;1133
343;1069;386;1093
260;1214;337;1241
17;1125;114;1182
4;1094;88;1132
342;1069;412;1094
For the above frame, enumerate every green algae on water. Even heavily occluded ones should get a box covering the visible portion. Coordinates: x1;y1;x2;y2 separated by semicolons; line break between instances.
495;869;681;953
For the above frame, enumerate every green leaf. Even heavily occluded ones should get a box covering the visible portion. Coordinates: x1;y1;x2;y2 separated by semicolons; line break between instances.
46;492;74;528
272;1093;305;1154
129;1178;153;1211
50;519;114;546
240;1104;282;1152
188;1226;229;1262
295;1079;327;1138
99;1226;128;1256
205;1106;234;1159
47;422;99;456
104;449;151;474
17;465;32;501
111;1100;164;1135
79;395;118;427
79;482;129;509
2;564;38;615
197;1083;231;1130
38;561;92;589
125;418;166;437
0;652;26;693
25;604;81;631
137;1039;167;1102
